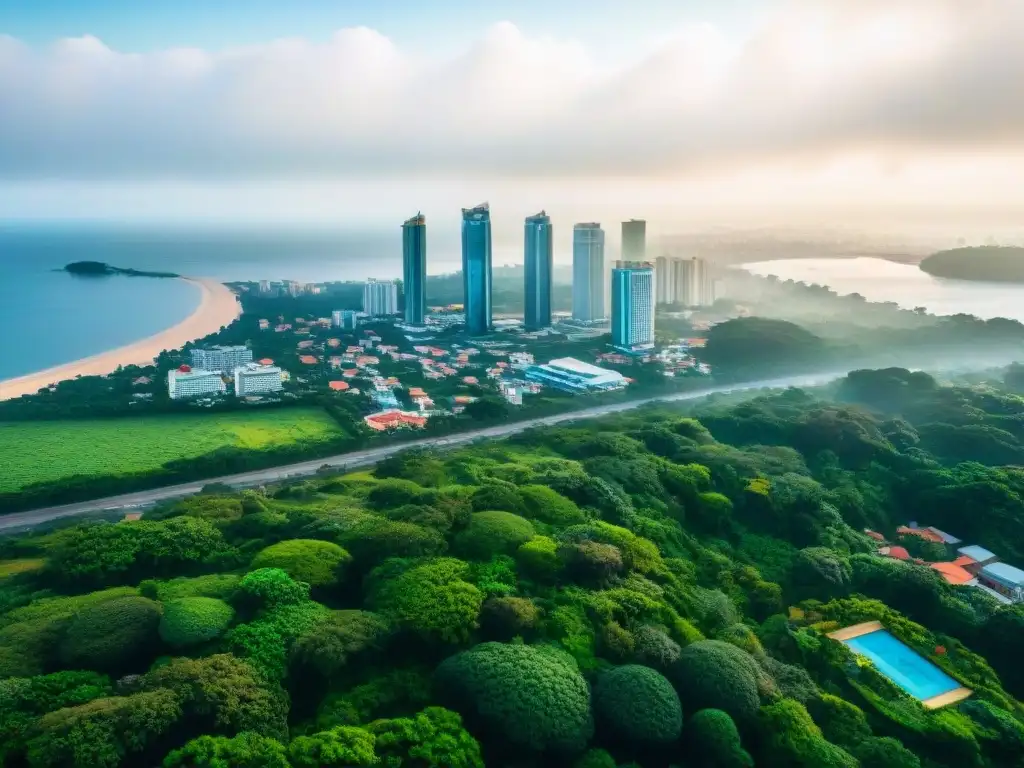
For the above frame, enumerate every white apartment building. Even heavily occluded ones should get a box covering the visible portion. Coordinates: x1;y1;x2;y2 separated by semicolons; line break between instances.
654;256;715;307
167;367;226;399
190;345;253;372
234;364;284;397
362;280;400;316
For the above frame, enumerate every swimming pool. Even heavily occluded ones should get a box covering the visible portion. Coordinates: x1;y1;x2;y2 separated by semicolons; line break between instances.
842;629;961;701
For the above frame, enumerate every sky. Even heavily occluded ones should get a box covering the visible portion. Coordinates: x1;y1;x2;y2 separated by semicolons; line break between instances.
2;0;1024;236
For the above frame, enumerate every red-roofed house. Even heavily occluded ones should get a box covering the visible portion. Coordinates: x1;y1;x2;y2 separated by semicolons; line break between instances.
258;358;275;366
299;355;318;365
342;369;359;378
879;546;910;561
327;338;341;348
930;562;977;586
462;376;479;385
328;381;350;392
864;530;886;542
297;340;314;349
897;526;944;544
356;356;380;366
364;410;428;431
408;387;427;398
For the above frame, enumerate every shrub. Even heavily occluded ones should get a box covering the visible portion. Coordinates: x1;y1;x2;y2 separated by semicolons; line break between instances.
517;536;562;581
163;732;290;768
372;558;483;644
687;709;753;768
559;540;624;585
593;664;683;747
250;539;351;588
369;706;485;768
367;478;429;510
479;596;540;640
573;749;617;768
851;736;922;768
342;519;446;565
471;483;526;514
519;485;587;525
632;625;682;670
669;640;765;724
57;596;162;673
238;568;310;607
289;726;378;767
793;547;853;599
758;699;858;768
436;642;593;755
159;597;235;647
455;511;536;560
139;574;241;603
290;610;390;678
807;693;870;749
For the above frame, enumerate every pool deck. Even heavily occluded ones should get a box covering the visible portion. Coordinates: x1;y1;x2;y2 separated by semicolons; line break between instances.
827;620;883;641
923;687;973;710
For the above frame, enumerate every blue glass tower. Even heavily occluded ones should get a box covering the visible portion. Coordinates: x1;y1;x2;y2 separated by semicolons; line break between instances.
572;223;605;322
524;210;553;330
461;203;493;335
402;212;427;325
611;262;655;349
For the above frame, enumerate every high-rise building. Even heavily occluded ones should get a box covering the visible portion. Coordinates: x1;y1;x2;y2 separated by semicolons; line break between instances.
655;255;673;305
234;364;284;397
621;219;647;262
258;280;271;294
167;366;226;400
462;203;493;335
402;213;427;325
611;262;655;349
675;257;715;307
524;211;553;330
190;345;253;372
333;309;359;330
362;279;399;316
572;223;606;322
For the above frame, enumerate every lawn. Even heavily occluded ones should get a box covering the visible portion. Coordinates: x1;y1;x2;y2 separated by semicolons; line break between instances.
0;409;344;493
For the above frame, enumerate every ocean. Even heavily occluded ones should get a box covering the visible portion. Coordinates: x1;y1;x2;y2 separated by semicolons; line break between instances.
0;223;463;381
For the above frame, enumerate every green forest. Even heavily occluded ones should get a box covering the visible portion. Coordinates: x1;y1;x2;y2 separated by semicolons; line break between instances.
919;246;1024;282
3;366;1024;767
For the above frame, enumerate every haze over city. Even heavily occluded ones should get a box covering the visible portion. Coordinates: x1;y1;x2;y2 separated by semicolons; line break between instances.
2;0;1024;242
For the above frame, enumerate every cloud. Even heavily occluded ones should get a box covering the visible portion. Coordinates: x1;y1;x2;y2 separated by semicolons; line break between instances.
1;0;1022;180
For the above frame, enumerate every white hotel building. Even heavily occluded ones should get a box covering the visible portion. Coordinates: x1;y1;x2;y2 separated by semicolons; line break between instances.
234;364;284;397
167;367;226;400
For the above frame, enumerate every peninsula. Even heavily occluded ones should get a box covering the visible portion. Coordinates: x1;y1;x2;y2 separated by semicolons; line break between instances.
0;277;240;401
63;261;180;279
919;245;1024;282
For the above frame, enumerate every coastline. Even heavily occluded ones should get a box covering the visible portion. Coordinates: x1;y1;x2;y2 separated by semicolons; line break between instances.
0;277;241;401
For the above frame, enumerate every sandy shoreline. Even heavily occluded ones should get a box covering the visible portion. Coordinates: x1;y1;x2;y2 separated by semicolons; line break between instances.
0;277;241;401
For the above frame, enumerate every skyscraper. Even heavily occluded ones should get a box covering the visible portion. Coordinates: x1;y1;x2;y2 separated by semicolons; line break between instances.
621;219;647;262
362;279;399;316
611;262;655;349
462;203;493;335
655;255;673;305
524;211;553;330
402;213;427;325
572;223;606;322
676;257;715;307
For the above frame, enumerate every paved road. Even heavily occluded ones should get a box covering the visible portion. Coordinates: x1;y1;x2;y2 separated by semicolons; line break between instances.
0;371;845;533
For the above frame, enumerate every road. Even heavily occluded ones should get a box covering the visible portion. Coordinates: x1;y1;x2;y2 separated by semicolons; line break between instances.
0;371;845;533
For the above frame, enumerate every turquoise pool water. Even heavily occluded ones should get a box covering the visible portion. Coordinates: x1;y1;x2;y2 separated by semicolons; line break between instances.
843;629;961;700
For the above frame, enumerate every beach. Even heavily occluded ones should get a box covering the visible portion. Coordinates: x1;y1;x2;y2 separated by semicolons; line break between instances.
0;277;241;401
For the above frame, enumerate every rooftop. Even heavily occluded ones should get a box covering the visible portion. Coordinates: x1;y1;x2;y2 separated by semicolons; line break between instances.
957;545;997;562
981;562;1024;588
929;562;977;586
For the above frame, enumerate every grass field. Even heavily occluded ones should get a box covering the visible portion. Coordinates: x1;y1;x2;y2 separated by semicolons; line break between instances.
0;409;344;493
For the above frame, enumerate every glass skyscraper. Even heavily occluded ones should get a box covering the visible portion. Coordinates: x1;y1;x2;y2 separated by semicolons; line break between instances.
621;219;647;262
611;262;655;349
402;212;427;325
461;203;493;335
524;211;553;330
572;223;606;322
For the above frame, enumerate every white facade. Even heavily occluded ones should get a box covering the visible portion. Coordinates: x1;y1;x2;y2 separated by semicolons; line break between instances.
190;345;253;372
168;369;226;399
234;364;284;397
362;280;399;316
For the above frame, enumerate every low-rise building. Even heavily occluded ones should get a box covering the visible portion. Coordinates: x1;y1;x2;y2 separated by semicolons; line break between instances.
234;364;284;397
364;409;428;431
525;357;628;394
978;562;1024;603
168;366;226;400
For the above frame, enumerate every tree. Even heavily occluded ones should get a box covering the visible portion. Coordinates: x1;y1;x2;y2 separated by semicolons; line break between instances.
368;706;485;768
519;485;587;525
289;726;378;767
471;483;526;515
479;596;540;641
341;519;447;566
669;641;767;724
686;709;753;768
454;511;536;559
159;597;235;648
758;699;858;768
58;595;162;674
250;539;351;589
238;568;310;608
632;625;682;670
592;665;683;748
162;732;290;768
792;547;852;600
516;536;562;581
290;610;390;679
436;642;593;755
371;558;483;644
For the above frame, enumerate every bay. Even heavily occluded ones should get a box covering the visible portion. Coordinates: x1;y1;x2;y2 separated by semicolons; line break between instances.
742;256;1024;324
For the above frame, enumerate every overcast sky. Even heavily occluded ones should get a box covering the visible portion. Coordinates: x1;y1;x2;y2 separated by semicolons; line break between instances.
2;0;1023;233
